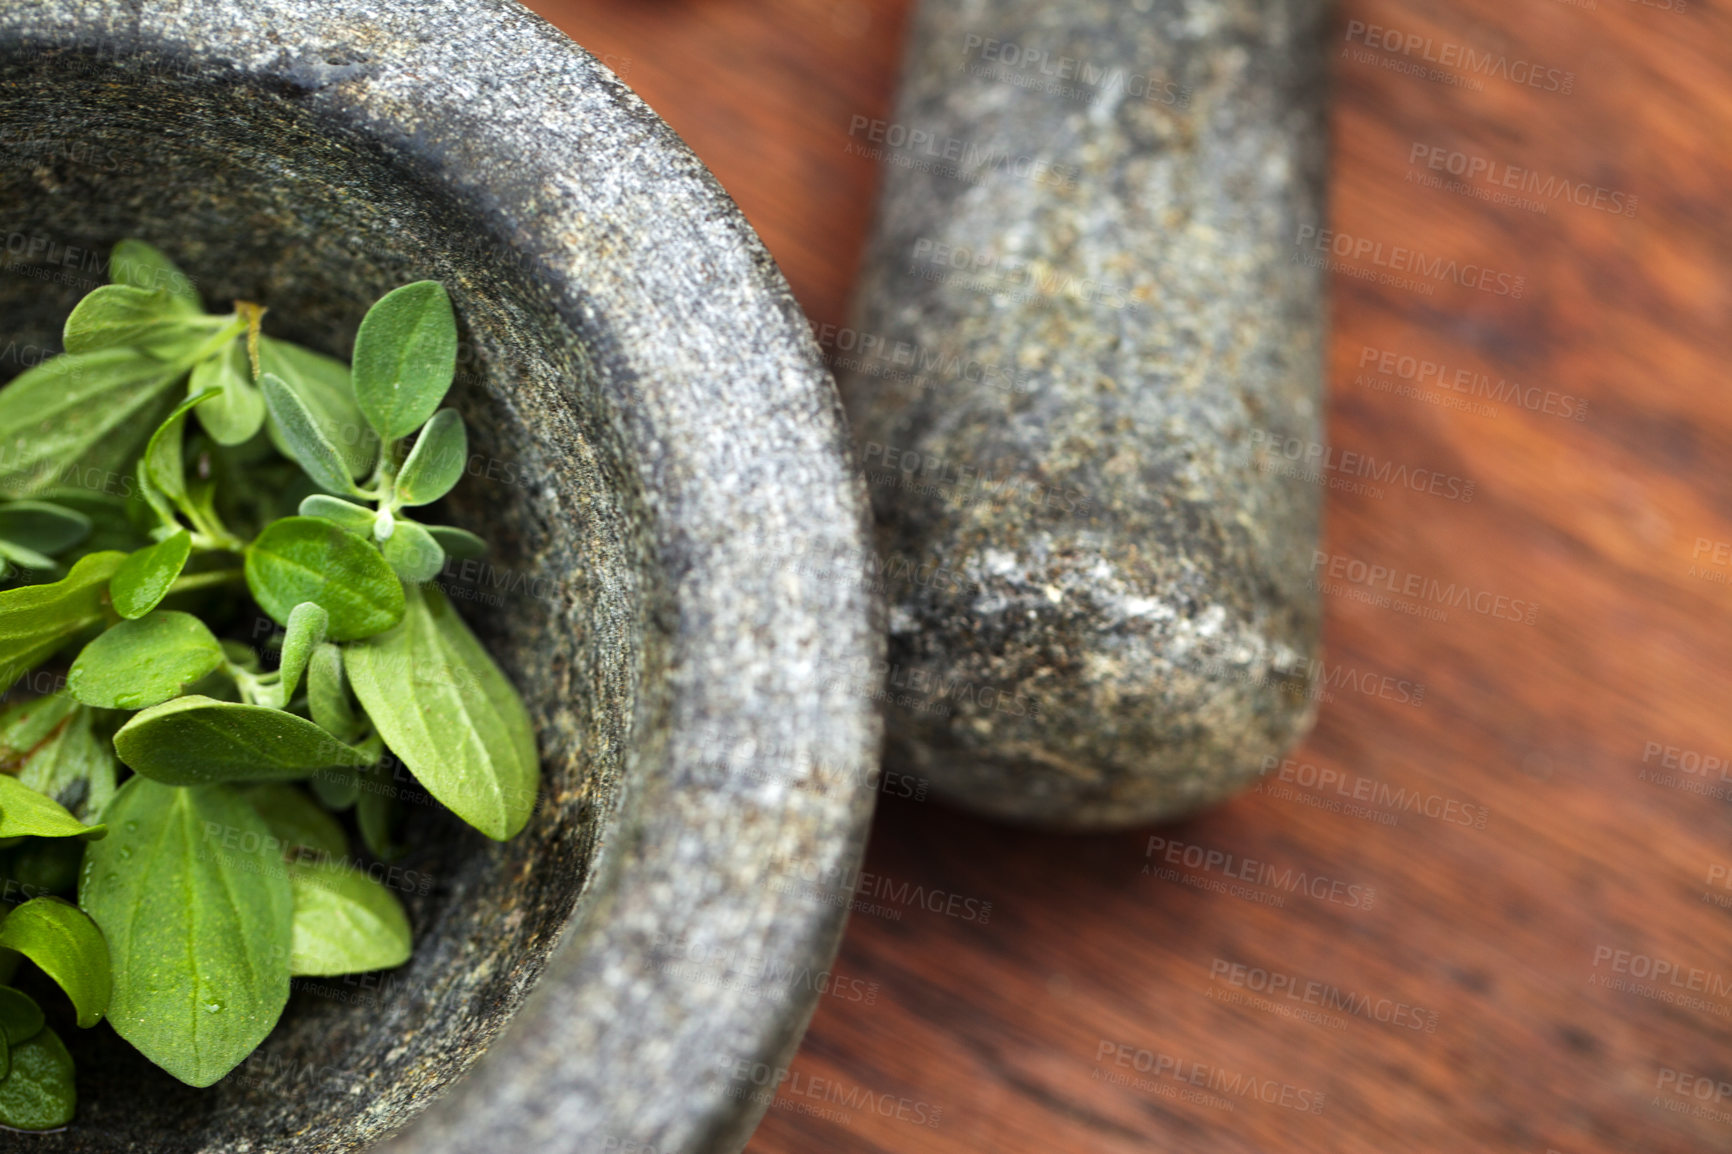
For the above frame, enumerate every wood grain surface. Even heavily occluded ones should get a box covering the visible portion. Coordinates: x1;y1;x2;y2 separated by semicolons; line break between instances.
527;1;1732;1150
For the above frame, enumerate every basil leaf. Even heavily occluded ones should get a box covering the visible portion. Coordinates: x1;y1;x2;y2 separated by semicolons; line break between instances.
0;502;90;556
297;494;376;535
0;349;185;499
112;695;375;786
392;408;466;507
0;1024;74;1129
0;552;126;694
287;859;411;976
259;337;376;481
0;986;43;1045
0;898;110;1027
259;373;362;498
345;582;537;839
190;339;266;446
79;777;292;1087
245;517;404;641
277;601;328;704
237;783;346;859
351;281;458;441
306;643;363;745
63;284;225;355
67;610;225;710
108;239;202;310
424;524;487;560
379;519;445;583
13;704;118;821
0;776;104;840
110;529;192;619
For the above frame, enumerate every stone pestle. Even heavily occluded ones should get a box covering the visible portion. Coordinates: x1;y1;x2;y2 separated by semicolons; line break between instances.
834;0;1330;827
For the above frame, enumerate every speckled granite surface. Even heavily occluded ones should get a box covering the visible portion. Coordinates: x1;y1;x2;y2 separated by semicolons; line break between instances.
0;2;881;1151
838;0;1329;827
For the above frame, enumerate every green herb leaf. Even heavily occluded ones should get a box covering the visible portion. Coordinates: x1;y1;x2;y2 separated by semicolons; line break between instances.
297;495;376;535
63;285;225;356
112;695;375;786
392;408;466;507
0;552;126;694
351;281;458;441
143;391;219;506
245;517;404;641
259;337;376;481
236;783;346;859
110;529;193;619
67;610;225;710
0;541;58;579
379;519;445;583
277;601;328;704
306;643;362;745
259;373;363;498
9;702;118;821
0;776;104;841
109;239;202;310
0;502;90;557
0;1023;74;1129
287;859;411;977
424;525;488;560
0;349;185;499
356;767;407;860
0;693;75;765
310;768;359;811
0;898;110;1027
345;582;537;839
0;986;44;1045
189;339;266;446
38;490;147;556
79;777;292;1087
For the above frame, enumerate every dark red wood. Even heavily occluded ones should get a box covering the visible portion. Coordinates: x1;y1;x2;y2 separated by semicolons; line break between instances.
524;1;1732;1149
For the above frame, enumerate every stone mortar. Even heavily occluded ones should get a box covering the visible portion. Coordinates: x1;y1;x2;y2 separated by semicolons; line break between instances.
837;0;1329;827
0;1;883;1151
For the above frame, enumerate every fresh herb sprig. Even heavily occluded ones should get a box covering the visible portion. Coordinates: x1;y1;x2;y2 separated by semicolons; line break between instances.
0;243;539;1123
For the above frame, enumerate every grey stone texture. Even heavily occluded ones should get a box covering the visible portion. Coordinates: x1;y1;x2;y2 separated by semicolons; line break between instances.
838;0;1330;827
0;2;881;1151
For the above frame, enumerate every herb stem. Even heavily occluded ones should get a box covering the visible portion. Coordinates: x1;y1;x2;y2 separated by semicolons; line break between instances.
164;568;245;597
167;315;249;373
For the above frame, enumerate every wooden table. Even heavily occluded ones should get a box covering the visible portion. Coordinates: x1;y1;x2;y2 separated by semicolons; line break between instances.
525;1;1732;1150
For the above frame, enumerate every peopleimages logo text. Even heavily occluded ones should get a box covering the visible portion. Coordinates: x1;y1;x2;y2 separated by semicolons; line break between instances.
1311;550;1540;626
1295;225;1526;298
1145;835;1376;909
1343;20;1575;94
